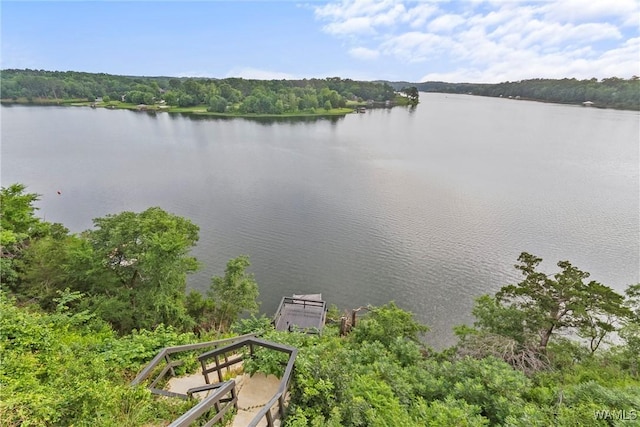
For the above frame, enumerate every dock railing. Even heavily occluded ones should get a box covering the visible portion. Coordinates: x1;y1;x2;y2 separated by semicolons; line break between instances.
167;380;238;427
273;296;327;333
197;337;298;427
132;334;298;427
130;332;257;398
246;339;297;427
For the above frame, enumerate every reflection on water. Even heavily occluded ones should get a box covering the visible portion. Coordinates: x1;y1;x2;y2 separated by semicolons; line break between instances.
1;95;638;348
175;112;347;126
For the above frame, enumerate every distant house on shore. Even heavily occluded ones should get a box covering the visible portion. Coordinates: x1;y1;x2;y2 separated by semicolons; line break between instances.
583;101;594;107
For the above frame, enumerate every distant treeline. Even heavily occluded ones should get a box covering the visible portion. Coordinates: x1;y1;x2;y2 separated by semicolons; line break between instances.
0;69;407;114
388;77;640;110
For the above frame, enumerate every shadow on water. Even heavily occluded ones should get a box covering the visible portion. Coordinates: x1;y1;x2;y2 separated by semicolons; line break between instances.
171;113;347;126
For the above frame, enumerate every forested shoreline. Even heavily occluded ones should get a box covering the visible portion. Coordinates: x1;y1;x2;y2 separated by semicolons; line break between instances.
3;69;637;114
388;77;640;110
1;184;639;426
0;69;417;116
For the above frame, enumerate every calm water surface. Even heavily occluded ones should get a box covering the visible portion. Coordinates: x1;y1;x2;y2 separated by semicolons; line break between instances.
2;94;638;347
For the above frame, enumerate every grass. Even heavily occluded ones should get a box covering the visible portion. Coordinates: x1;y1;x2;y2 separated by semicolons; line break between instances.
1;98;357;117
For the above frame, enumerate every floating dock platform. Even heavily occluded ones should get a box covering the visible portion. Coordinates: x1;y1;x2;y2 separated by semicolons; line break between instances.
273;294;327;333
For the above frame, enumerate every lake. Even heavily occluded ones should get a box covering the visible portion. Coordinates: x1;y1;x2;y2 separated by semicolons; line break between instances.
2;94;638;348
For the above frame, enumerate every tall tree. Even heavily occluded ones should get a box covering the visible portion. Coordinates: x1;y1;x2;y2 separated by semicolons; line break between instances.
87;207;200;333
0;184;52;291
620;284;640;375
496;252;628;352
400;86;419;105
208;255;259;333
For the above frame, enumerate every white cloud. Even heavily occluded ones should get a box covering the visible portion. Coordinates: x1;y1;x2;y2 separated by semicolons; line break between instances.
314;0;640;82
315;0;443;36
420;37;640;83
314;0;397;21
381;32;453;62
405;3;439;28
349;46;380;60
542;0;639;25
225;67;297;80
427;14;466;33
323;16;378;35
488;18;622;50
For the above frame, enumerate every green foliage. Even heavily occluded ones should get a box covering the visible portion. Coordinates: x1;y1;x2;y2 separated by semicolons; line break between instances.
399;77;640;110
3;188;639;426
463;252;629;366
231;313;274;335
186;256;261;334
254;311;435;426
415;397;488;426
20;233;96;310
2;69;403;115
620;285;640;375
400;86;419;105
421;356;532;424
0;184;54;290
208;255;259;333
352;302;428;347
87;207;200;333
0;292;192;426
467;294;533;345
99;324;198;374
457;254;631;381
207;94;228;112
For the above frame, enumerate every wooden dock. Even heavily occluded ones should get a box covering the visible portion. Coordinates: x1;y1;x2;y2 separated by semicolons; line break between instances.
273;294;327;333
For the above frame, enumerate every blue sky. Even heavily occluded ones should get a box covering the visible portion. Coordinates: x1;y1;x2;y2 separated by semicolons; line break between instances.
2;0;639;82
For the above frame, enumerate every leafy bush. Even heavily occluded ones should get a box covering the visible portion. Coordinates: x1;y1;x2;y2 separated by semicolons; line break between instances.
0;293;193;426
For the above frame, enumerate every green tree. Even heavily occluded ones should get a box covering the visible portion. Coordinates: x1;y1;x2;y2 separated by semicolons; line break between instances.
619;284;640;375
400;86;419;105
352;302;428;348
0;291;194;426
87;207;200;333
496;252;628;352
219;83;241;103
456;253;630;374
20;233;95;310
208;255;259;333
0;184;52;291
207;95;227;113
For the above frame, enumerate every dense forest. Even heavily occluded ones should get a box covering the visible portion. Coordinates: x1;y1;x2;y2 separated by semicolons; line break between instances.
388;77;640;110
1;184;639;426
4;69;636;113
0;69;417;115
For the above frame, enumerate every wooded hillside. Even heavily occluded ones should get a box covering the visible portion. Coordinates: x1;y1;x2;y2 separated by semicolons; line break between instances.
0;69;412;114
1;183;639;426
388;77;640;110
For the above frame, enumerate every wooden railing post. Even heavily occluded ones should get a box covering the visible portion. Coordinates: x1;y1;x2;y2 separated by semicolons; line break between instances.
164;354;176;377
201;358;210;384
340;316;347;336
278;394;286;419
214;354;222;383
